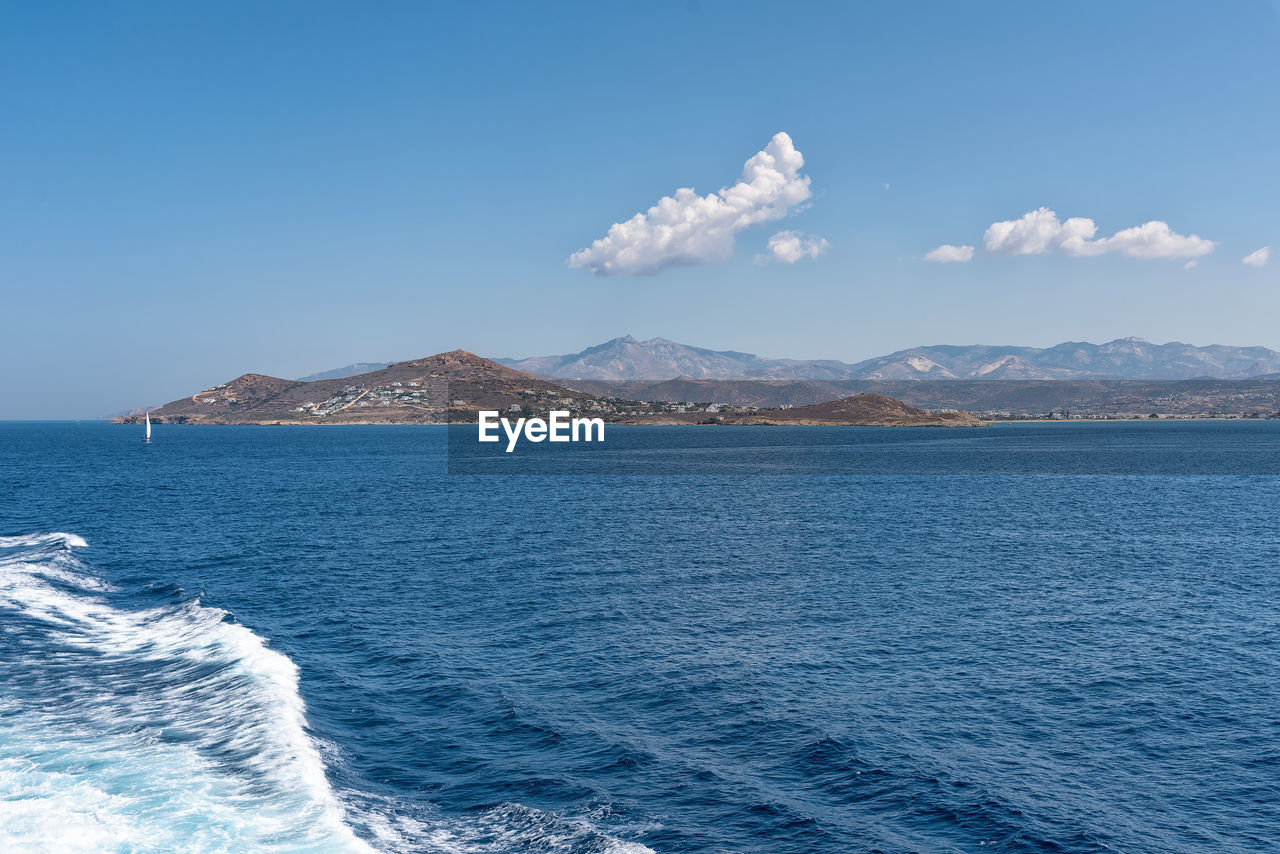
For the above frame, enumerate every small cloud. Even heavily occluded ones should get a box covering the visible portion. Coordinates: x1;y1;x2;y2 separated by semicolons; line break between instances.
881;182;890;191
1183;260;1198;270
568;132;813;276
757;231;829;264
979;207;1214;260
1243;246;1271;267
925;244;975;263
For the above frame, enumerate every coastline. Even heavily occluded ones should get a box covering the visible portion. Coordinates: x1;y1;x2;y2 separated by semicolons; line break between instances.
109;415;1279;428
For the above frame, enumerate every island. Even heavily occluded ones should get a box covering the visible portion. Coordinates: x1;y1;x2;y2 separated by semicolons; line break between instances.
120;351;983;428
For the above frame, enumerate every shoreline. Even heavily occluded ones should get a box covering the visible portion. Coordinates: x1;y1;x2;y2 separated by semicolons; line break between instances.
103;415;1280;428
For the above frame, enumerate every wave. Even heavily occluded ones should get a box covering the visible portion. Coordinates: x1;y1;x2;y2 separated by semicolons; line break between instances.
0;533;659;854
0;532;376;852
362;800;657;854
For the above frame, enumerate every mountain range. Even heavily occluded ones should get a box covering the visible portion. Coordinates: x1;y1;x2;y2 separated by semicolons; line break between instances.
495;336;1280;382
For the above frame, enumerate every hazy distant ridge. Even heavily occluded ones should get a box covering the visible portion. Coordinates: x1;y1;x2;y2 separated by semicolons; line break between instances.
298;362;390;382
495;336;1280;381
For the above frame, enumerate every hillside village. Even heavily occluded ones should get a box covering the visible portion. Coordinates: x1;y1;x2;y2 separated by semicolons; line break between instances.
131;352;790;426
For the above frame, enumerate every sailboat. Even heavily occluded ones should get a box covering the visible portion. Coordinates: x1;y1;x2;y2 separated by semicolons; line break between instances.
143;411;152;443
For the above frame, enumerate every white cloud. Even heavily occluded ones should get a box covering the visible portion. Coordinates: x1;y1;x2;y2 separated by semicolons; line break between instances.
983;207;1097;255
758;231;829;264
1243;246;1271;267
925;244;974;263
1090;220;1216;259
981;207;1215;260
1183;260;1198;270
567;132;813;276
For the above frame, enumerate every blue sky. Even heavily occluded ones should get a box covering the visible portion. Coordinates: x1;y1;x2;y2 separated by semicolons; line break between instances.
2;1;1278;417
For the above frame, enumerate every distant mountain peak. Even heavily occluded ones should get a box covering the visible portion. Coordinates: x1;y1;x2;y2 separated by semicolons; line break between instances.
303;336;1280;385
496;336;1280;382
297;362;389;382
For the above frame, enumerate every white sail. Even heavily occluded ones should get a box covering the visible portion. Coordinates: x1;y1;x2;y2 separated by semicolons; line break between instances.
144;411;151;441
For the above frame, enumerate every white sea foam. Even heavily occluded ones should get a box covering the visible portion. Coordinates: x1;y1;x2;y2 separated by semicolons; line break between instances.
0;531;89;549
0;533;658;854
362;799;659;854
0;533;377;852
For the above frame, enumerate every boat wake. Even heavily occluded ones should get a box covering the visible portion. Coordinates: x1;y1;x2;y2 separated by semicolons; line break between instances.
0;532;375;852
0;533;658;853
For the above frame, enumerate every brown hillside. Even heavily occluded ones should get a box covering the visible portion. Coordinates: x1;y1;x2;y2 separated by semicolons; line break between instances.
121;355;983;427
635;393;982;427
751;393;980;425
124;351;589;425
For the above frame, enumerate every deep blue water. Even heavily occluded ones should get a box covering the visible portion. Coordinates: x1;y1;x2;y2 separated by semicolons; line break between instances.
1;422;1278;852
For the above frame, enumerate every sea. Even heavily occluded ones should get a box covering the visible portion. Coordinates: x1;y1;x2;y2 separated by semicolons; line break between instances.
1;421;1277;853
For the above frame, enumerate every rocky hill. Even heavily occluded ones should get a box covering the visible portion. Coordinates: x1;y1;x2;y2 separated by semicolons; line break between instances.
126;351;589;425
639;394;982;427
